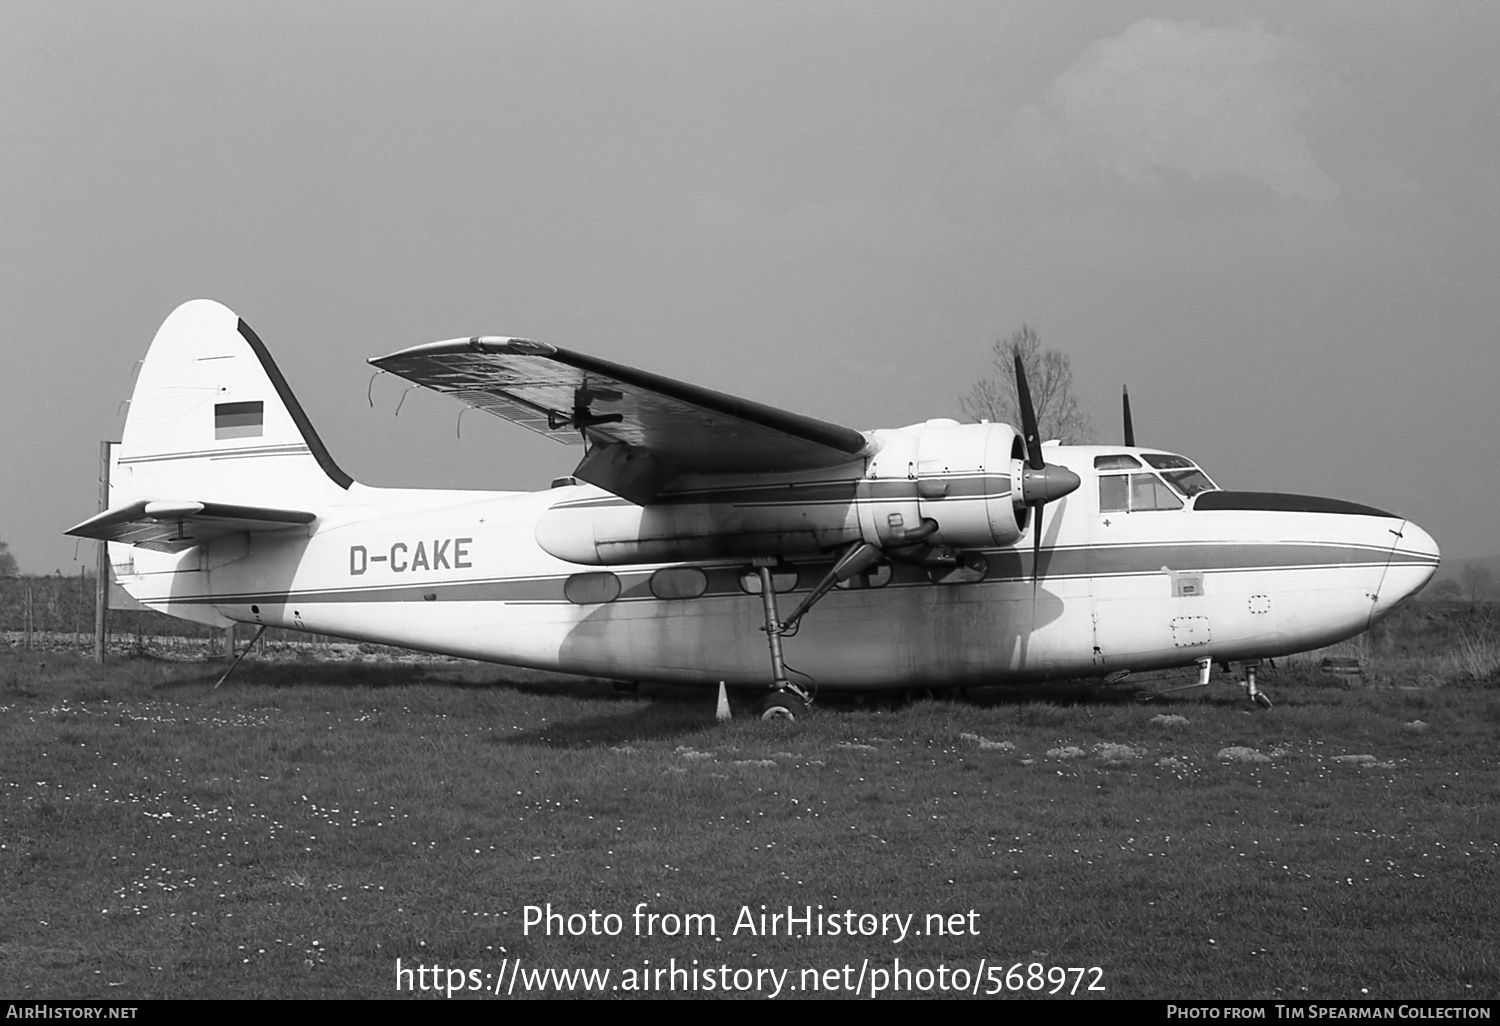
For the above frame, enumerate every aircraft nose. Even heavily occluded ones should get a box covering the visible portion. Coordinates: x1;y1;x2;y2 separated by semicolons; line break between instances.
1402;521;1440;564
1370;519;1441;625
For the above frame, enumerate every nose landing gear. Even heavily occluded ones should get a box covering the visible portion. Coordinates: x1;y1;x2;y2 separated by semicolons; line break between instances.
1134;657;1274;707
1241;662;1273;709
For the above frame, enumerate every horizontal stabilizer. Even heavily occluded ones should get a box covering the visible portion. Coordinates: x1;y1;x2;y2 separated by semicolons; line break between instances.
66;499;316;553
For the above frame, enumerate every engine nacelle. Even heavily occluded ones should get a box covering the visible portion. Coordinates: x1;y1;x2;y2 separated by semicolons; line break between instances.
534;421;1027;565
909;419;1025;548
535;468;868;565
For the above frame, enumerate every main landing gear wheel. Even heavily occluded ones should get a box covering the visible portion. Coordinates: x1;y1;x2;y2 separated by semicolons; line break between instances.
756;690;808;722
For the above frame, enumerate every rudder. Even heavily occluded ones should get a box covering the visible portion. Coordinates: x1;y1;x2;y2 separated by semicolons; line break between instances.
115;300;355;508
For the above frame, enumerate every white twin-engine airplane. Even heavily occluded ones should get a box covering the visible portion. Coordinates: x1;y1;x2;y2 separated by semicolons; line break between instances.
70;300;1439;718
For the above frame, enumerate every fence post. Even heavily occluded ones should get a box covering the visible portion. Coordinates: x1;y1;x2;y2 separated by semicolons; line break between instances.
94;441;111;665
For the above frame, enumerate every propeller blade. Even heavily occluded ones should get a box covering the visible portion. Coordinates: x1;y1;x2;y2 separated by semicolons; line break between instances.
1013;354;1081;596
1021;466;1079;587
1122;386;1135;447
1013;353;1044;470
1031;501;1043;587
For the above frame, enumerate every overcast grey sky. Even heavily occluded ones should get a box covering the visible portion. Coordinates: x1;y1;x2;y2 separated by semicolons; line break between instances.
4;1;1496;573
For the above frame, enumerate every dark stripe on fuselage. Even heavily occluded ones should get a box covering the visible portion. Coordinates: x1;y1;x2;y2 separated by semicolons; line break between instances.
149;539;1431;609
1046;540;1409;578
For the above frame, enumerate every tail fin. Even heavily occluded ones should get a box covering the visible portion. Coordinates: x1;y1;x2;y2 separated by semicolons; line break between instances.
114;299;354;508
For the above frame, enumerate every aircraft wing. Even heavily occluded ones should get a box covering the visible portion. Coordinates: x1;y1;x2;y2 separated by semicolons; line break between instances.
66;499;316;553
369;337;871;504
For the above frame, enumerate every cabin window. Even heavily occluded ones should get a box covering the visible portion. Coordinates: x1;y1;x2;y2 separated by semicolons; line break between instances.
835;562;892;590
1094;454;1142;471
738;566;799;594
1142;453;1195;470
650;567;709;600
564;572;622;605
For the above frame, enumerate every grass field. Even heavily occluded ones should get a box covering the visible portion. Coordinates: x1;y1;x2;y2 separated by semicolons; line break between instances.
2;617;1497;1000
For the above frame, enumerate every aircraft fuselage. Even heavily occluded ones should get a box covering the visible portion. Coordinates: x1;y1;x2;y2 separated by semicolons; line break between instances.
113;446;1438;689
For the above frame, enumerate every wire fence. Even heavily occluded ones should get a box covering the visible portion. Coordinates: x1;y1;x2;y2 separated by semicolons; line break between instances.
0;574;359;660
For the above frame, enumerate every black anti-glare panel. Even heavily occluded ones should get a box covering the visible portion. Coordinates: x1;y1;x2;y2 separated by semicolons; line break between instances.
1194;491;1395;518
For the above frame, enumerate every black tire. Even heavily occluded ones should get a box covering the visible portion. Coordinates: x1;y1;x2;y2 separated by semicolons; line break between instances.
756;691;807;722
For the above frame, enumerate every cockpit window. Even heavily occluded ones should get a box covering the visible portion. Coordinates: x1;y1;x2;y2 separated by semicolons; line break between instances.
1130;473;1183;511
1161;469;1217;498
1136;453;1217;497
1099;472;1184;512
1094;454;1142;470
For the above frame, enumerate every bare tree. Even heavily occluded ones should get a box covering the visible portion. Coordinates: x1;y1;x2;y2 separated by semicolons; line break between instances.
1461;564;1493;605
0;540;17;578
961;325;1093;443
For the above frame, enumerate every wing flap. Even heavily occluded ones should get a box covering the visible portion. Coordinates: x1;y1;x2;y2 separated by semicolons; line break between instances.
369;337;871;501
66;499;316;553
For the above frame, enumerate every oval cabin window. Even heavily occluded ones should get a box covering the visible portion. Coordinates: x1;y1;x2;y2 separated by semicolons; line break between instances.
650;567;709;600
738;567;799;594
564;572;622;605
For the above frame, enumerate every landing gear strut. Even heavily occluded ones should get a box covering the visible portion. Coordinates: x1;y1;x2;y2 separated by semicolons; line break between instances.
212;624;267;690
1238;661;1273;709
753;561;813;720
755;563;791;691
